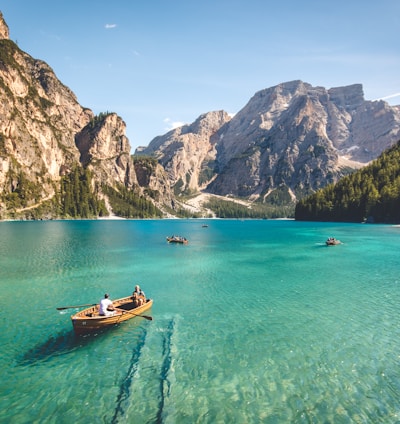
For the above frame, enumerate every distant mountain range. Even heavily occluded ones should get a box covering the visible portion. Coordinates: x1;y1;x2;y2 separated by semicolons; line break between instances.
1;11;399;220
139;81;400;208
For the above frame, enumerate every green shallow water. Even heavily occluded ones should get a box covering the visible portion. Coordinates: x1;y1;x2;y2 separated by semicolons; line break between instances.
1;219;400;423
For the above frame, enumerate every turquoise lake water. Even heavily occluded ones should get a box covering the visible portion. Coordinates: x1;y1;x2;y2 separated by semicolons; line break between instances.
1;219;400;423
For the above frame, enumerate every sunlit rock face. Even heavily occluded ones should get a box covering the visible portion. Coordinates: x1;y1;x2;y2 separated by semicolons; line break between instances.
143;80;400;202
1;9;400;215
0;13;145;216
140;110;231;194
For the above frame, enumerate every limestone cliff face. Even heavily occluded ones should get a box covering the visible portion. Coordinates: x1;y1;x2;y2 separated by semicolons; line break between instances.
75;113;137;188
142;80;400;202
208;81;400;200
0;13;144;217
0;42;89;212
0;12;9;39
2;10;400;217
133;157;174;209
140;110;231;194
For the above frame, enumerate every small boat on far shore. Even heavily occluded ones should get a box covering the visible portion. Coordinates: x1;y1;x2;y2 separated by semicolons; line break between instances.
166;235;188;244
326;237;341;246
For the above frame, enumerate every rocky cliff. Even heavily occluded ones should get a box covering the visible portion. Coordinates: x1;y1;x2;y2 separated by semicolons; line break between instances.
141;80;400;204
139;111;231;194
2;10;400;219
0;12;173;219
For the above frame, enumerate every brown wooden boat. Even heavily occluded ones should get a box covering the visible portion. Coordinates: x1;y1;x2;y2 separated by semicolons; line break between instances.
71;296;153;334
326;237;341;246
166;235;188;244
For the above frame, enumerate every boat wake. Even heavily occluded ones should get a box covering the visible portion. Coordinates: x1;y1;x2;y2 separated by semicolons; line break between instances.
111;327;148;424
109;317;177;423
156;318;176;423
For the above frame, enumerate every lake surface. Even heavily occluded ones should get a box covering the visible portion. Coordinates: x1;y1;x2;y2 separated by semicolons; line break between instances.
1;219;400;423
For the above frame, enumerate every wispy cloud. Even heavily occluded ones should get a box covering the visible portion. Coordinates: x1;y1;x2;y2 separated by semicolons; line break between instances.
163;118;185;131
105;24;117;29
379;92;400;101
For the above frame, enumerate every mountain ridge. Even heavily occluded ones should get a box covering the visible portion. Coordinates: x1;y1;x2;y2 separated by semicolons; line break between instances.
0;12;177;219
1;11;400;219
140;80;400;206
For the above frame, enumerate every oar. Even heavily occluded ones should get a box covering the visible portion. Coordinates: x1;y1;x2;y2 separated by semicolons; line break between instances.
115;307;153;321
56;303;97;311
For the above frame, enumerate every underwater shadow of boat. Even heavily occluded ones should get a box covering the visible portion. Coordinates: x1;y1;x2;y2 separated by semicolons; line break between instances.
18;325;121;367
19;314;151;367
19;331;91;366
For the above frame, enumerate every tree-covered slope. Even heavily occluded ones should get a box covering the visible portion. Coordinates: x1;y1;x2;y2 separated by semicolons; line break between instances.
295;140;400;223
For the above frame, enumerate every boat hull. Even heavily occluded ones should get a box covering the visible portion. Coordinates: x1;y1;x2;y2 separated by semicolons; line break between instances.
166;236;188;244
71;296;153;334
326;240;341;245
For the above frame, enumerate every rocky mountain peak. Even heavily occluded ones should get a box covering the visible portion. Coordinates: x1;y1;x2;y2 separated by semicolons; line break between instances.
186;110;231;136
144;80;400;204
0;13;161;218
328;84;364;110
75;112;138;188
0;12;9;40
139;110;231;193
2;10;400;218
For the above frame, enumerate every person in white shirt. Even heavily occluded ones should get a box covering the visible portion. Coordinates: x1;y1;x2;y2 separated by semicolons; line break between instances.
99;293;115;316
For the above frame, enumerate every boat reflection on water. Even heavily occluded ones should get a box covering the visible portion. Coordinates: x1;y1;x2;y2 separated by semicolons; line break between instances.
19;316;148;366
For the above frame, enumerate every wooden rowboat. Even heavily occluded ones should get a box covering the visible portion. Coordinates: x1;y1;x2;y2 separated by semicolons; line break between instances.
326;237;341;246
166;235;188;244
71;296;153;334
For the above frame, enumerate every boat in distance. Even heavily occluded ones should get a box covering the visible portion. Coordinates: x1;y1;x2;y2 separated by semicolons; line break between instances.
71;296;153;334
326;237;341;246
166;235;188;244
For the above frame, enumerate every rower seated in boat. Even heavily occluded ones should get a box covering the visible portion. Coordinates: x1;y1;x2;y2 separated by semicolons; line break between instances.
99;293;116;316
132;285;146;306
131;292;141;308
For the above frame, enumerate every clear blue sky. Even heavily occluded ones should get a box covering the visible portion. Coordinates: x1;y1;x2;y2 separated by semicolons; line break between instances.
2;1;400;151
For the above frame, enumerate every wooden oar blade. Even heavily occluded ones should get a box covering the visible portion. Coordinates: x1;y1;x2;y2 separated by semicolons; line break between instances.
56;303;97;311
142;315;153;320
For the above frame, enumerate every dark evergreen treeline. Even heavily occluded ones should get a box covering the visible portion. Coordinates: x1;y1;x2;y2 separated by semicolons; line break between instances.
102;184;162;218
295;140;400;223
2;161;166;220
60;166;107;218
88;111;114;128
204;197;294;219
